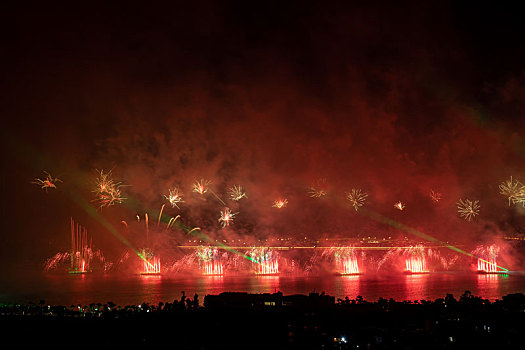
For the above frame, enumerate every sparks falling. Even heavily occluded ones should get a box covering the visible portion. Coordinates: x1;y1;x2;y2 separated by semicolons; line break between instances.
219;208;238;227
228;185;247;201
457;198;480;221
165;187;184;209
499;176;525;206
32;171;62;191
92;169;126;208
346;188;368;211
394;201;405;211
272;198;288;209
192;179;211;195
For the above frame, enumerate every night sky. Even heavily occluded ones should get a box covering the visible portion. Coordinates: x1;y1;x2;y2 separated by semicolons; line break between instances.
1;1;525;270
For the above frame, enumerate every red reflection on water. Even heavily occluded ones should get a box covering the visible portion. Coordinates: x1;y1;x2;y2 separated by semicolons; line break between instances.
334;275;360;298
403;274;430;301
476;273;506;299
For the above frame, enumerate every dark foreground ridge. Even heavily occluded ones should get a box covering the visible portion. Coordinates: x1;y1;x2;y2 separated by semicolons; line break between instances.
2;291;525;349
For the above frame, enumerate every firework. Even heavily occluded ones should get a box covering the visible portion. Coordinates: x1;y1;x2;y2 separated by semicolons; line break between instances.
192;179;211;195
140;248;161;274
334;248;360;275
197;247;223;275
251;248;279;275
429;190;442;203
165;187;184;209
394;201;405;211
92;169;126;208
70;218;92;273
346;189;368;211
405;256;429;273
32;171;62;191
308;178;328;198
272;198;288;209
228;185;247;201
456;198;480;221
308;187;327;198
499;176;525;206
219;208;238;227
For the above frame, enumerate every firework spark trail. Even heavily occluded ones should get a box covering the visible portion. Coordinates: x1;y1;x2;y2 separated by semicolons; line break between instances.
157;204;165;226
229;185;248;201
44;252;70;271
346;189;368;211
308;188;327;198
166;215;181;229
430;190;442;203
165;187;184;209
394;201;405;211
32;171;61;191
499;176;525;206
457;198;480;221
92;169;126;208
208;189;226;205
272;199;288;209
192;179;211;195
219;208;238;227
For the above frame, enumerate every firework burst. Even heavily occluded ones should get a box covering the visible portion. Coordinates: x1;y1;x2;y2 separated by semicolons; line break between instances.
192;179;211;195
430;190;442;203
272;199;288;209
499;176;525;206
32;171;62;191
394;201;405;211
228;185;247;201
219;208;238;227
165;187;184;209
92;170;125;208
457;198;480;221
346;189;368;211
308;178;328;198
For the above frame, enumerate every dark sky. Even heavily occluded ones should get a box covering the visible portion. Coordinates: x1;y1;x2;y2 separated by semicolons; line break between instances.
1;1;525;268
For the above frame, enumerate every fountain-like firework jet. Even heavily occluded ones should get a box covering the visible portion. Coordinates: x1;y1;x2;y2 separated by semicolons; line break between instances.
228;185;247;201
251;248;279;275
499;176;525;206
405;256;429;273
346;189;368;211
473;245;505;273
394;201;405;211
477;258;498;273
197;247;223;275
456;198;480;221
70;217;92;273
334;248;360;275
92;169;126;208
165;187;184;209
219;208;238;228
430;190;442;203
192;179;211;195
32;171;62;191
140;249;161;274
272;199;288;209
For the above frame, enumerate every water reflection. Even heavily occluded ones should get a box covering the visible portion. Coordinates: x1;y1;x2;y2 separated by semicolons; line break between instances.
403;274;430;301
333;275;360;299
139;275;163;304
476;273;509;299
